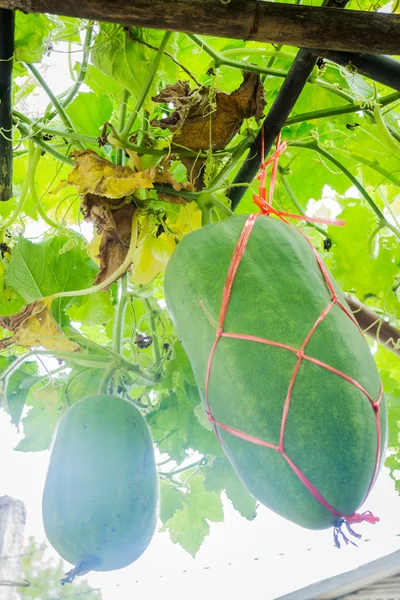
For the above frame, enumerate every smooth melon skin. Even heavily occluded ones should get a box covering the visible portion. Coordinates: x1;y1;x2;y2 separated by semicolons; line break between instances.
164;214;387;530
42;395;158;573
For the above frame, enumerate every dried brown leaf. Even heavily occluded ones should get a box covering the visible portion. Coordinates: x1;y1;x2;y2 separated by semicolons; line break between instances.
0;300;80;352
82;194;136;285
152;72;265;152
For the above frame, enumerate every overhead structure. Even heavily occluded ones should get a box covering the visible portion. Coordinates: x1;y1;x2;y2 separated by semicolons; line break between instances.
0;0;400;54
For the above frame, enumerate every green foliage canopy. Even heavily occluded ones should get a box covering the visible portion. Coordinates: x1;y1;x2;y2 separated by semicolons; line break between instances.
0;9;399;556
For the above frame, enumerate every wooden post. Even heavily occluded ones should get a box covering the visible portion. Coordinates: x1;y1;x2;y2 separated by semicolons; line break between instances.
0;496;26;600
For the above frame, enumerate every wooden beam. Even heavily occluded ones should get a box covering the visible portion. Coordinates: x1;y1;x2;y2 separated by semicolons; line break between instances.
1;0;400;55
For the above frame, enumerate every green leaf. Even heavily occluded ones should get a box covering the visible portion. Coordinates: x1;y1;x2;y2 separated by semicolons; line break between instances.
204;456;257;520
0;357;38;428
159;480;185;524
147;384;222;463
14;13;55;63
0;272;25;316
162;473;223;555
64;367;104;405
85;64;124;98
66;92;113;137
164;340;197;387
65;291;115;327
327;203;400;303
5;233;98;322
16;379;67;452
91;24;157;107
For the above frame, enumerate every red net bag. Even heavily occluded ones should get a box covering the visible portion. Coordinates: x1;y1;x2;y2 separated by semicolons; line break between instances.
203;132;384;547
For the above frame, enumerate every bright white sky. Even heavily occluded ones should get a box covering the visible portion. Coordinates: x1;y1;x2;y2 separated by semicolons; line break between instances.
3;24;400;600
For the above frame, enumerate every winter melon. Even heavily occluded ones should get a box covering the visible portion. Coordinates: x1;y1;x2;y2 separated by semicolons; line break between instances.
42;395;158;579
164;214;387;530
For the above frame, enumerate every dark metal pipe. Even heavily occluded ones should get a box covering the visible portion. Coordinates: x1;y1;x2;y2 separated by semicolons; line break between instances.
0;9;15;201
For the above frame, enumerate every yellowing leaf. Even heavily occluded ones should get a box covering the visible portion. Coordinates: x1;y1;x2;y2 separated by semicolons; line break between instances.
131;222;176;285
167;202;202;238
86;231;101;266
0;300;79;352
64;150;154;199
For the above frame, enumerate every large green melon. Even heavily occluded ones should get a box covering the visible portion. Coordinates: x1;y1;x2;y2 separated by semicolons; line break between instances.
42;395;158;577
164;214;387;530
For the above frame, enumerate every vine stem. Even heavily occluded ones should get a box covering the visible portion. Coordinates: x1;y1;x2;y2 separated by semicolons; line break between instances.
0;350;111;396
0;142;41;230
159;458;206;478
207;134;255;192
15;120;74;165
99;366;117;395
144;298;161;364
48;211;139;301
289;140;400;240
221;48;295;60
188;33;361;103
374;104;400;157
116;88;130;165
330;147;400;188
13;115;235;158
24;63;84;150
120;31;172;143
188;34;287;78
113;273;129;355
29;154;61;229
278;167;328;238
47;22;94;119
285;91;400;126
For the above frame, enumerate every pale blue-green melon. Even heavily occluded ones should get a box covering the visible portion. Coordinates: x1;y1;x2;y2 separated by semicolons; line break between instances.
42;395;158;578
164;214;387;530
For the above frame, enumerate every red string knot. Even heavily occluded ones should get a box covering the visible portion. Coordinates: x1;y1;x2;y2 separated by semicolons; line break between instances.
345;511;379;525
216;328;223;339
331;293;339;303
372;402;380;414
296;349;305;360
206;411;216;424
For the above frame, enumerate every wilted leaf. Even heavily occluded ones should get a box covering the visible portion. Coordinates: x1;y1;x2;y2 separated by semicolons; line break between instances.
64;150;154;198
0;299;79;352
152;72;265;187
153;73;265;150
81;194;136;285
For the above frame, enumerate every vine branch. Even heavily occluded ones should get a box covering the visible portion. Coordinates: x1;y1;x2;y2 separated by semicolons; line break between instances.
345;295;400;357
